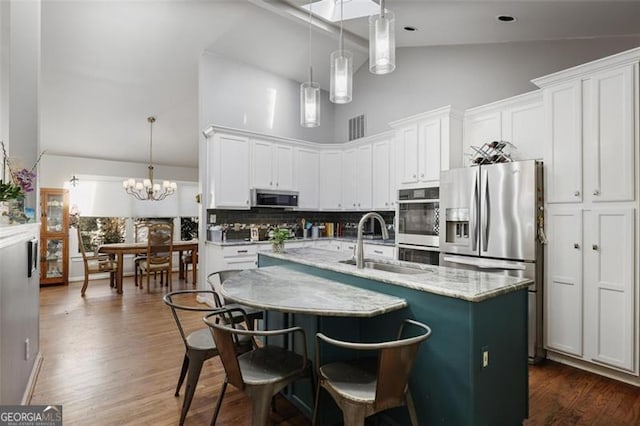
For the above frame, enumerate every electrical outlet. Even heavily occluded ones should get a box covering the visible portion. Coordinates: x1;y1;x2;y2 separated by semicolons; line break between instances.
25;338;30;360
482;346;489;368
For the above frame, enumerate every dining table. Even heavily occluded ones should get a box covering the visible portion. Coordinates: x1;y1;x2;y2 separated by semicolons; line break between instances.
99;239;198;294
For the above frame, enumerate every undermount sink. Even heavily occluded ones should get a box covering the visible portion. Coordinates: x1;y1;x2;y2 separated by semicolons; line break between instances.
339;258;426;275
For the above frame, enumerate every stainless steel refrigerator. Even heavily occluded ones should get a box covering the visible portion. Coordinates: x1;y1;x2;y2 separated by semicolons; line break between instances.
438;160;545;362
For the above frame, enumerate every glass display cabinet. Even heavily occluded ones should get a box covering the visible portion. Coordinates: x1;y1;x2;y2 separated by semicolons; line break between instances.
40;188;69;286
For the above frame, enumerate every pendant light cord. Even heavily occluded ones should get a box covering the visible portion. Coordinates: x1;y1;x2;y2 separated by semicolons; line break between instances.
308;0;313;82
148;118;153;167
339;0;344;53
381;0;385;18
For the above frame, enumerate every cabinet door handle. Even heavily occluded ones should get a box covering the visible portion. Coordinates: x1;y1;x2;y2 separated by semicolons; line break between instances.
385;202;388;206
237;249;248;254
573;243;580;249
269;181;272;186
592;244;599;251
246;200;249;205
574;190;580;197
592;189;600;196
374;250;383;255
276;182;279;187
420;173;424;178
413;174;417;178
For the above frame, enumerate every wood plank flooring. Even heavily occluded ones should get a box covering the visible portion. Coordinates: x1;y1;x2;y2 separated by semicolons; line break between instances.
31;276;640;425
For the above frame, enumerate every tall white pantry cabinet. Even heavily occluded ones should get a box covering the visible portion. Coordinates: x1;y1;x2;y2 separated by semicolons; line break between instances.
534;48;640;379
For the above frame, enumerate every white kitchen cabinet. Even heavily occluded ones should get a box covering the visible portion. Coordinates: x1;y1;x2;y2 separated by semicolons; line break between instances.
319;150;343;210
341;143;375;211
534;60;637;204
545;206;637;374
463;90;544;165
251;139;294;190
341;148;358;210
205;243;257;276
372;137;393;210
209;133;251;209
390;106;462;188
584;65;635;203
295;147;319;210
356;144;373;210
545;207;583;357
583;208;635;372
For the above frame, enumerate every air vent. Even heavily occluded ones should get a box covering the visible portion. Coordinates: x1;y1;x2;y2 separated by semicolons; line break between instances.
348;114;365;141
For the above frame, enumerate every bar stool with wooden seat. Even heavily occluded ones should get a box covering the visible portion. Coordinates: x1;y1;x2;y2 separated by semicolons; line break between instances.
203;307;314;426
139;222;173;292
162;290;253;426
312;319;432;426
77;224;119;297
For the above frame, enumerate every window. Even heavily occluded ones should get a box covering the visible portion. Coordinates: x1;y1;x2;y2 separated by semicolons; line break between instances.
78;217;126;253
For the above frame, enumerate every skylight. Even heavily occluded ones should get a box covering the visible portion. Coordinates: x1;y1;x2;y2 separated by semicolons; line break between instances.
301;0;380;22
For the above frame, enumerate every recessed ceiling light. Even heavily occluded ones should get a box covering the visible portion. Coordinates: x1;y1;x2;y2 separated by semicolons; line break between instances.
497;15;516;23
403;26;417;32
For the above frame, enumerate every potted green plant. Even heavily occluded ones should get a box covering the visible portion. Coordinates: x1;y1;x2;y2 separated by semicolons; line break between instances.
269;227;290;253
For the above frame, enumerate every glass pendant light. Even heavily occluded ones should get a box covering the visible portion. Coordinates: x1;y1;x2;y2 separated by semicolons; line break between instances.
300;1;320;127
330;0;353;104
369;0;395;74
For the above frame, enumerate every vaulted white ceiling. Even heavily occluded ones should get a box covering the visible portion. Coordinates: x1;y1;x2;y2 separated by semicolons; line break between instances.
41;0;640;168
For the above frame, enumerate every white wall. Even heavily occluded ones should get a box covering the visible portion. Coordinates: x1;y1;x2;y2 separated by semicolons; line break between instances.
199;51;336;144
334;37;640;141
1;0;41;210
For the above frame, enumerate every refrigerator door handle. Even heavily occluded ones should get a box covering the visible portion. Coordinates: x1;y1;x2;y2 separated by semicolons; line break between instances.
481;170;490;252
470;173;478;251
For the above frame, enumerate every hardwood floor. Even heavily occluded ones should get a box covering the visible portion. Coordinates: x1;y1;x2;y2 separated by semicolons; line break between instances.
31;276;640;425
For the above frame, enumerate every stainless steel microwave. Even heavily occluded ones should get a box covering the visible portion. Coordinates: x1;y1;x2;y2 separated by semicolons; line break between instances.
250;189;299;208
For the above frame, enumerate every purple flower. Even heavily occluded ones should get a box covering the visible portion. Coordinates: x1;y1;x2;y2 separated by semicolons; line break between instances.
13;168;36;193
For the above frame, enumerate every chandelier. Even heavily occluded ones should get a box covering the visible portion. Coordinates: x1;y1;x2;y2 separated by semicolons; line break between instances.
123;116;177;201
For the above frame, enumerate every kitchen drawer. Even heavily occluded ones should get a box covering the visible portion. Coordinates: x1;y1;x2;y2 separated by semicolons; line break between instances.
223;257;257;269
341;241;357;255
314;240;341;251
363;244;395;259
221;245;257;257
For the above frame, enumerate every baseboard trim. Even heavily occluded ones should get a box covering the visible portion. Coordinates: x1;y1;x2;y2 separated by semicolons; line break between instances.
21;352;43;404
547;351;640;387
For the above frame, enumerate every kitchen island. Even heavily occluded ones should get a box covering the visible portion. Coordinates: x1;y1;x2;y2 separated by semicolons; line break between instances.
257;248;531;426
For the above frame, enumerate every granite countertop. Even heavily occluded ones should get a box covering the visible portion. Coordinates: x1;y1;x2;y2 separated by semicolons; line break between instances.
205;237;395;247
221;266;407;317
260;248;532;303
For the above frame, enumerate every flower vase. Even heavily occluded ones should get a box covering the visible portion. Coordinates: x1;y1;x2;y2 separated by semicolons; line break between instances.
0;201;9;225
272;241;285;253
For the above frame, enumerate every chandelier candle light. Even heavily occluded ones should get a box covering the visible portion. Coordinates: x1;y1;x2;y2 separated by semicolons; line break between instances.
300;0;320;127
369;0;395;74
123;116;177;201
330;0;353;104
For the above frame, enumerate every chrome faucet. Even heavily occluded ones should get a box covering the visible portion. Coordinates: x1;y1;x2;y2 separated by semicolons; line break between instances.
355;212;389;269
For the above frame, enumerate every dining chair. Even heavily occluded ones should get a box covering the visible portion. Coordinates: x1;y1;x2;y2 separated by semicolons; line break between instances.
203;307;314;426
180;250;197;285
77;223;119;297
139;222;174;292
312;319;432;426
207;270;263;330
163;290;253;426
133;220;149;287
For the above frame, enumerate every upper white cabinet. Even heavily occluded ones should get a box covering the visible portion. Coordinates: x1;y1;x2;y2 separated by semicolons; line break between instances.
250;139;294;190
208;132;250;209
341;148;358;210
372;137;393;210
295;147;319;210
463;90;544;165
533;55;638;204
389;106;462;188
319;150;343;210
356;144;373;210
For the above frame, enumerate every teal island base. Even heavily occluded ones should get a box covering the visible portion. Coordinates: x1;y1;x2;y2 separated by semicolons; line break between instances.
259;254;528;426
